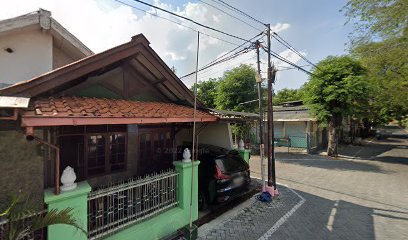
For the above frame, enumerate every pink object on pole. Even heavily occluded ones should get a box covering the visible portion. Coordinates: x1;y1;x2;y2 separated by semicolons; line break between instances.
265;185;275;197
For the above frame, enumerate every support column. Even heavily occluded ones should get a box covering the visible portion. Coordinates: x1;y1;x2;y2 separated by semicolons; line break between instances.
44;181;91;240
173;160;200;240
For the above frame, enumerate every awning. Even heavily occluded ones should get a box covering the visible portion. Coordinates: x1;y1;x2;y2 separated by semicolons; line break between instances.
21;97;218;127
0;96;30;108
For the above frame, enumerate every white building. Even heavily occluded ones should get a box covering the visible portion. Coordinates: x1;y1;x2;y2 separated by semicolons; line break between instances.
0;9;93;88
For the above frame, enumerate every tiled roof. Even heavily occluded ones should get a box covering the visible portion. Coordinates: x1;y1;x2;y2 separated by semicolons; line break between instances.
23;97;215;119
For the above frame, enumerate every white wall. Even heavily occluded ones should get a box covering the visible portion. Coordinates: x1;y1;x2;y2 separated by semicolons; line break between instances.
52;45;75;69
175;122;233;150
0;29;52;85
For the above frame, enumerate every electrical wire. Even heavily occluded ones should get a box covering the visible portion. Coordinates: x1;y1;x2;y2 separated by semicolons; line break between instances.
129;0;253;42
181;46;255;85
212;0;266;26
262;46;320;78
180;32;263;79
198;0;264;32
114;0;240;46
271;32;320;70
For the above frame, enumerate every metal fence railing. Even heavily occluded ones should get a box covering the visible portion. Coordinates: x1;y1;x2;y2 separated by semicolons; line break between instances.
87;169;179;239
0;210;47;240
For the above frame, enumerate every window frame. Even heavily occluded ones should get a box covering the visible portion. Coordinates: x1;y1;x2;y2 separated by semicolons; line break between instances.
57;125;128;180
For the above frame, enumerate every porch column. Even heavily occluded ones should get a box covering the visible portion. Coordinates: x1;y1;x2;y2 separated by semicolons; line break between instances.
173;161;200;219
44;181;91;240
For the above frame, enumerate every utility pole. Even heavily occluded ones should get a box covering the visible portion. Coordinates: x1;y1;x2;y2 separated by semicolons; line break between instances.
266;24;277;190
270;66;277;190
255;40;266;191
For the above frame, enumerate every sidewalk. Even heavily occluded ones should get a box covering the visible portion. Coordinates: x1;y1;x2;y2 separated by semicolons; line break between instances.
197;180;304;240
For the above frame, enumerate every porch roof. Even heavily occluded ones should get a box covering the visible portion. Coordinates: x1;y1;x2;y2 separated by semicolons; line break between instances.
21;96;217;127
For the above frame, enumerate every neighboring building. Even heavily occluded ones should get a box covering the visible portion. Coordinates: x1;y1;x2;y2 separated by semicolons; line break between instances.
0;9;93;87
0;10;218;240
272;101;327;151
250;101;327;152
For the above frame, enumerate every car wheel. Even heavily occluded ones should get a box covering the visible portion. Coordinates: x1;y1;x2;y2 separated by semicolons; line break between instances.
198;190;208;210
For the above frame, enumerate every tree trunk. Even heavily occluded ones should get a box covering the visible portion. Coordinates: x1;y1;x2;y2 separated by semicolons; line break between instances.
327;115;342;156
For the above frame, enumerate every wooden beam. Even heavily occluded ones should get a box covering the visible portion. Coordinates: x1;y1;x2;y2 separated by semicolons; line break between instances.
124;62;173;102
21;116;218;127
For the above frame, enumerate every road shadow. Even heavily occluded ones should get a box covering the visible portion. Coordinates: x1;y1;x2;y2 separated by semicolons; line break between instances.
280;158;387;173
272;189;376;239
338;142;394;159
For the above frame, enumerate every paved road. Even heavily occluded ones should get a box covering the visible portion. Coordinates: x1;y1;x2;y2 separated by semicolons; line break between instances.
249;132;408;239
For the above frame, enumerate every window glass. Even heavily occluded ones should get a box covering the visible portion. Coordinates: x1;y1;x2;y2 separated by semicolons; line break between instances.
87;135;106;176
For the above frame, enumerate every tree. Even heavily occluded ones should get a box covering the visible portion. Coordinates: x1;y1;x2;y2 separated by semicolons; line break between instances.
343;0;408;45
353;31;408;125
191;78;218;108
343;0;408;125
303;56;369;156
215;64;258;112
273;88;304;105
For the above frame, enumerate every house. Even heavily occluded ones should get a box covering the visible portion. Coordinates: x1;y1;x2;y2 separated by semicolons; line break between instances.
0;9;93;88
272;101;327;151
0;10;218;240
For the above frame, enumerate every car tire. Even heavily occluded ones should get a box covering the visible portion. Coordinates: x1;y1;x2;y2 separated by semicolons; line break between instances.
198;190;208;210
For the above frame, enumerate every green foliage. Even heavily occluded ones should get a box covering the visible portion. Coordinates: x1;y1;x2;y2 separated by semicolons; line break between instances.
303;55;369;124
1;194;85;240
273;88;305;105
191;78;218;108
343;0;408;45
353;29;408;124
343;0;408;125
215;64;258;112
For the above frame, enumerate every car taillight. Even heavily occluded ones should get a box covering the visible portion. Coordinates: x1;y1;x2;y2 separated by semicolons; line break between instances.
214;165;230;180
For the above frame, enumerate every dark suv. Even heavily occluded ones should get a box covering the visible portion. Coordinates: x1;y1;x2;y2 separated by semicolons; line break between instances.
178;144;250;210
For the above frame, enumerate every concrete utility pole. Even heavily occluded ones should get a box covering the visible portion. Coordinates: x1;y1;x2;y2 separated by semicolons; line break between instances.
266;24;275;187
266;24;276;189
255;40;266;191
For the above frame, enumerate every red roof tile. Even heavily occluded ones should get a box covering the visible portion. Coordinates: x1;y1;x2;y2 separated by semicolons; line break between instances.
23;97;216;121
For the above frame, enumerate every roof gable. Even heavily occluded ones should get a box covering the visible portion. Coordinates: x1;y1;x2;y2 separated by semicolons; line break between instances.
0;34;200;107
0;9;93;57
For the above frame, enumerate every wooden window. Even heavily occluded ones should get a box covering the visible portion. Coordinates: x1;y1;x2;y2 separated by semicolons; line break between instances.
109;133;126;172
87;135;106;176
139;127;173;174
58;125;127;180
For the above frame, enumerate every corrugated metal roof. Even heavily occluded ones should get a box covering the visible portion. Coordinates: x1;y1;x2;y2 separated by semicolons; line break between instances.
0;96;30;108
272;106;316;122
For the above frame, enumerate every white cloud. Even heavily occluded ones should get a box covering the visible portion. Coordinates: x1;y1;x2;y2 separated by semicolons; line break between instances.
274;49;307;68
271;23;290;33
0;0;292;87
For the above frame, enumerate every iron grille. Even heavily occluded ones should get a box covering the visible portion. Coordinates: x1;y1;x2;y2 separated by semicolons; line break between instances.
87;169;179;239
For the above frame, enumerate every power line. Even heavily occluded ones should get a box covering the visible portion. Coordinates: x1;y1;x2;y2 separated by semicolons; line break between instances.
181;45;254;83
275;64;311;71
198;0;264;32
180;32;263;79
129;0;252;42
212;0;266;26
197;54;258;80
262;46;319;78
114;0;240;46
271;32;320;69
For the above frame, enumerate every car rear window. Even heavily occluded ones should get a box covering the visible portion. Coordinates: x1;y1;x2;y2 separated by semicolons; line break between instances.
215;154;247;174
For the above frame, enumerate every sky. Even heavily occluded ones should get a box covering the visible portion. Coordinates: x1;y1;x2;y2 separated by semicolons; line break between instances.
0;0;353;91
